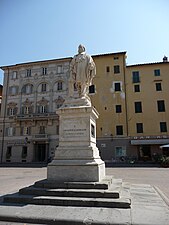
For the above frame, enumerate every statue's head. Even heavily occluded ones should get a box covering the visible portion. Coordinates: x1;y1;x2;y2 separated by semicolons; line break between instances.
78;44;85;54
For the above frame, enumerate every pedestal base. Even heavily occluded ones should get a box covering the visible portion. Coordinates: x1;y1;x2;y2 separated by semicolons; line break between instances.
47;158;105;182
47;105;105;182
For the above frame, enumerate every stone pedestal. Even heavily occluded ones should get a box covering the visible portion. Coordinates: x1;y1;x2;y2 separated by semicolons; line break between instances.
47;106;105;182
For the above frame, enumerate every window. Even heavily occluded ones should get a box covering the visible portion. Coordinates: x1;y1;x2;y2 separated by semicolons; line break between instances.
114;65;120;74
115;146;126;157
22;106;32;114
134;84;140;92
157;100;165;112
39;126;46;134
9;108;14;116
6;127;15;136
41;83;47;92
22;84;33;94
116;125;123;135
25;107;29;114
57;65;62;73
132;71;140;83
114;56;119;60
41;105;47;113
57;81;63;91
116;105;122;113
42;67;47;75
56;104;62;109
12;71;17;79
7;107;17;116
26;85;32;94
21;127;31;135
160;122;167;132
136;123;143;133
106;66;110;73
135;102;142;113
156;83;162;91
26;69;31;77
38;105;47;113
9;86;18;95
114;82;121;91
22;146;27;159
154;69;160;76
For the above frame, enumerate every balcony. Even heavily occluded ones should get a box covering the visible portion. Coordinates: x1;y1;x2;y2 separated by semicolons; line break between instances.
16;114;33;120
32;134;49;141
16;112;58;121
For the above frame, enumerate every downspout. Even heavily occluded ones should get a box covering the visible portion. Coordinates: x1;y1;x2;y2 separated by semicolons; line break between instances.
123;55;129;137
1;67;9;163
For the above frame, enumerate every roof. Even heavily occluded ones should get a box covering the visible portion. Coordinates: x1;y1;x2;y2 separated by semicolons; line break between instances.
0;51;127;70
127;61;169;67
0;56;72;70
92;51;127;58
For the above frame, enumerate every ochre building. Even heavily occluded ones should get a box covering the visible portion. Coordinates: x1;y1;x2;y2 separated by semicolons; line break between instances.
0;53;169;163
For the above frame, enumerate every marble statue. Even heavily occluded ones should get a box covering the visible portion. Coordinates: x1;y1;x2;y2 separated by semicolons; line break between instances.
68;45;96;98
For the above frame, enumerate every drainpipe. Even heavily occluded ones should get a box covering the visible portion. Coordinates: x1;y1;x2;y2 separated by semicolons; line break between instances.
123;55;129;137
1;67;9;163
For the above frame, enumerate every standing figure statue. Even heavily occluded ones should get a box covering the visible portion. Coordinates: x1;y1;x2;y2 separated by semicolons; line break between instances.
68;45;96;98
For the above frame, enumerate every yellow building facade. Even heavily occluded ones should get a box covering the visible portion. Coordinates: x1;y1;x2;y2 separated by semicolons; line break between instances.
91;54;169;162
126;59;169;161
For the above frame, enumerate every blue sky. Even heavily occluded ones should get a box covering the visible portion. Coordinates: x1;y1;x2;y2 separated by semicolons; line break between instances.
0;0;169;85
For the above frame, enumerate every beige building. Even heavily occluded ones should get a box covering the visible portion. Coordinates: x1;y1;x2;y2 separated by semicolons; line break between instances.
0;53;169;163
0;57;71;163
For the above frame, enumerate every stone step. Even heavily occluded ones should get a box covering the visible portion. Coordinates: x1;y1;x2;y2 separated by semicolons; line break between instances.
4;194;131;208
34;176;117;190
19;186;120;198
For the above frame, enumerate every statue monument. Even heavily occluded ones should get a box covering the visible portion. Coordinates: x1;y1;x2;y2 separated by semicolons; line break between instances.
47;45;105;181
68;44;96;99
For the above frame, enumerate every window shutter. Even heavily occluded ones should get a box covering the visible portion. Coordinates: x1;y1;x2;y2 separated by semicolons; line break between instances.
21;127;24;135
28;127;31;135
13;127;16;136
9;87;12;95
7;108;10;116
37;106;40;113
5;128;8;136
21;107;24;114
13;107;17;115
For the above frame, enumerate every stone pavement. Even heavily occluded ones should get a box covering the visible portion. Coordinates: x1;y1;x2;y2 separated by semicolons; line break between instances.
0;166;169;224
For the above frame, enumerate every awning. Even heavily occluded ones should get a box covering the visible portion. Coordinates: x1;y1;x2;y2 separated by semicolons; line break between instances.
131;139;169;145
160;144;169;149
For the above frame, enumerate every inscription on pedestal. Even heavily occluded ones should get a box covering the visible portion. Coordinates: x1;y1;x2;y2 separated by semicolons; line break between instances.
62;119;87;138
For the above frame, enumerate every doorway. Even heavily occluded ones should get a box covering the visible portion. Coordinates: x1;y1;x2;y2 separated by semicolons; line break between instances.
139;145;151;161
34;143;46;162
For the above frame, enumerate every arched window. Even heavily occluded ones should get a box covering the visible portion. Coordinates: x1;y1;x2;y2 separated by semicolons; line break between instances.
22;84;33;94
57;81;63;91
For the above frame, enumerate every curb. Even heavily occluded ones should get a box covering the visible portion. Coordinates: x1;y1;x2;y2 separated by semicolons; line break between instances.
153;186;169;207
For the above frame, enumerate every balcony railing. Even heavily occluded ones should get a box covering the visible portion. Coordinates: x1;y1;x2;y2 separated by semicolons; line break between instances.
16;112;58;120
32;134;49;140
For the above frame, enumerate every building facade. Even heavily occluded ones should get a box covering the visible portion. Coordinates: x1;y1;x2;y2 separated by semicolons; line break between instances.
0;53;169;163
126;58;169;161
0;57;71;163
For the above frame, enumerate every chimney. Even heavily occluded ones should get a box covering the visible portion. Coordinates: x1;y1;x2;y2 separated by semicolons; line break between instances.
163;56;168;62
